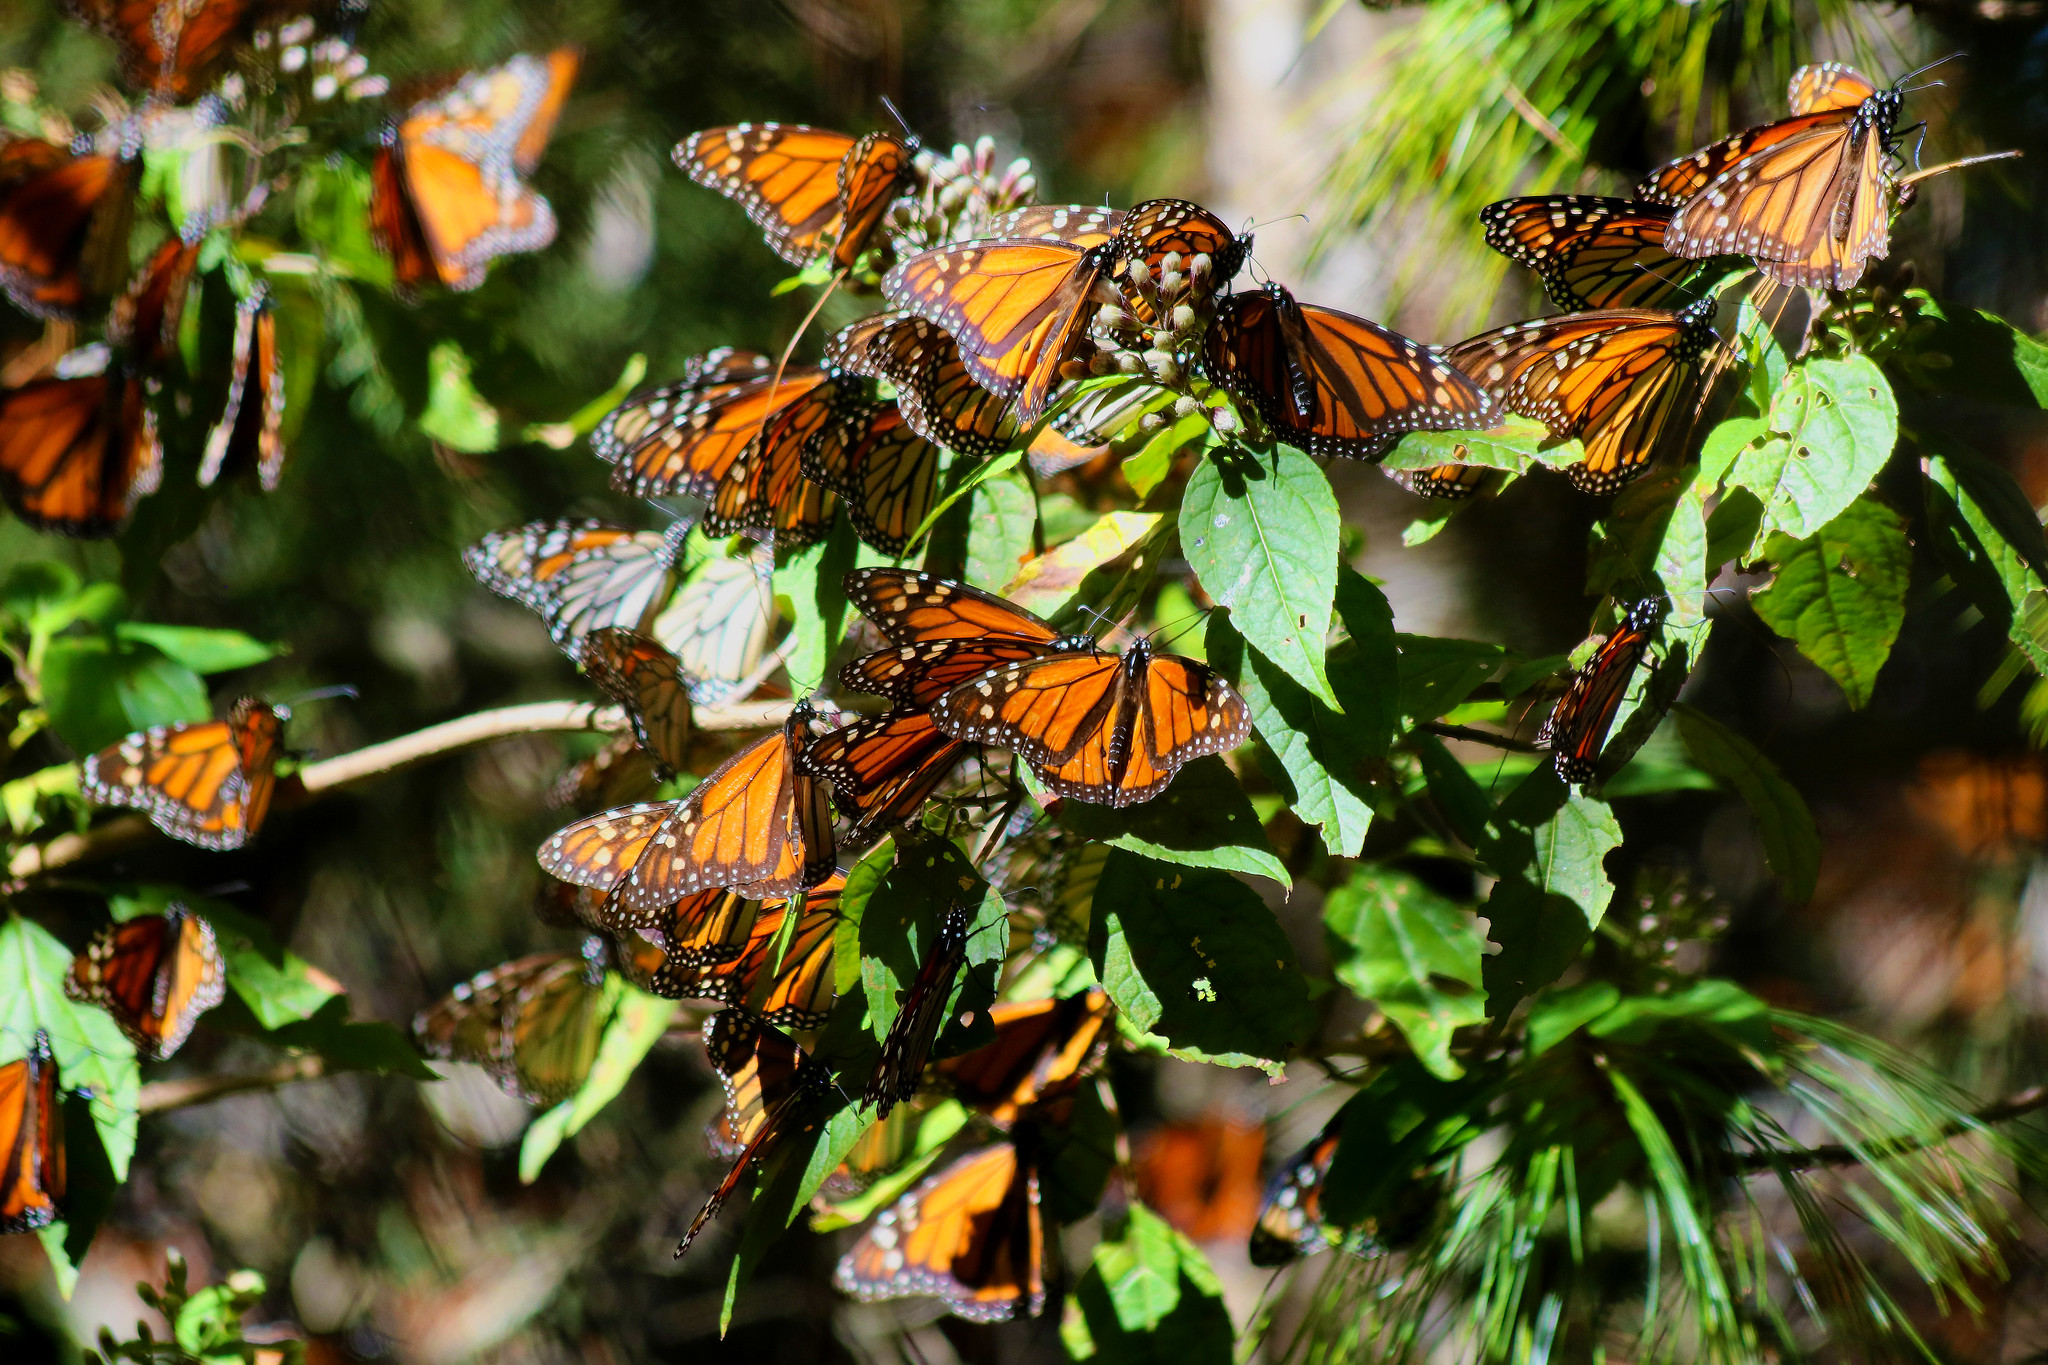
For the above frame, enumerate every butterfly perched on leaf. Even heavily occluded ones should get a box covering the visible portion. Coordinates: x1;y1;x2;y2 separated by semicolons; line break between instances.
644;876;842;1027
1249;1111;1342;1266
648;537;777;705
0;134;134;319
582;628;694;777
833;1138;1046;1322
538;705;837;910
673;124;918;270
0;366;163;536
463;518;687;659
1537;598;1664;785
368;49;579;295
1444;297;1719;495
865;900;971;1118
65;904;226;1061
0;1031;63;1234
1203;281;1499;460
1478;197;1690;312
801;709;965;846
936;988;1112;1126
678;1009;829;1257
1638;63;1907;290
197;288;287;490
412;949;612;1105
80;697;287;850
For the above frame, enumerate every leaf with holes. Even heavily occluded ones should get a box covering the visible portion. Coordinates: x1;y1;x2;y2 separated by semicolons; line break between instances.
1729;355;1897;541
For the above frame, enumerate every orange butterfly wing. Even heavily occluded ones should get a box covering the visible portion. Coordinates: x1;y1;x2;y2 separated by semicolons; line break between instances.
675;124;860;267
537;800;676;892
66;905;227;1060
937;989;1111;1126
1537;598;1665;784
800;403;939;557
702;376;843;546
80;697;284;849
832;131;916;270
0;372;163;536
846;568;1068;647
1635;109;1850;206
582;627;695;777
110;236;200;365
1788;63;1879;115
827;314;1021;458
864;900;970;1116
1250;1115;1342;1266
801;709;965;843
0;139;123;318
0;1033;63;1234
1478;196;1686;311
197;292;287;490
840;638;1063;709
834;1143;1045;1322
616;369;834;502
64;0;253;98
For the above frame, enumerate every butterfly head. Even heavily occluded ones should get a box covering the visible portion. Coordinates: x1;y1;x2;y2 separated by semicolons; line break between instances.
1624;597;1668;633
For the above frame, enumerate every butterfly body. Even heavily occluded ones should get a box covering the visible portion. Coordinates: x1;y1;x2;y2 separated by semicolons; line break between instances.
81;697;285;849
865;900;971;1117
0;1031;63;1234
66;905;226;1060
678;1010;829;1256
1537;598;1665;784
647;878;842;1026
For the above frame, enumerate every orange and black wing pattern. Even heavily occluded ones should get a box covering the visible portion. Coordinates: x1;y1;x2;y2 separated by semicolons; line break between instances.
1249;1113;1342;1266
81;697;286;849
937;989;1111;1126
582;627;695;777
64;0;256;100
702;1007;806;1158
1444;297;1718;494
462;518;684;657
832;131;918;269
864;900;971;1117
677;1015;827;1257
833;1141;1045;1323
847;568;1069;648
611;366;835;502
0;1031;63;1234
197;290;287;490
1635;108;1853;207
701;373;845;547
65;904;227;1061
1536;598;1664;785
674;124;862;267
801;710;965;844
1788;62;1880;115
1479;196;1687;311
591;349;773;487
370;49;579;294
1205;282;1498;460
985;204;1125;246
0;370;163;536
881;236;1112;424
653;876;843;1026
0;135;125;319
799;401;939;557
109;236;200;365
934;637;1251;807
1108;198;1247;322
826;313;1019;458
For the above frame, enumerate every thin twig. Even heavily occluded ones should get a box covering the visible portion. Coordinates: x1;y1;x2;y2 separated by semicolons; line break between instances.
137;1054;327;1115
7;697;797;881
1421;721;1543;753
1739;1084;2048;1173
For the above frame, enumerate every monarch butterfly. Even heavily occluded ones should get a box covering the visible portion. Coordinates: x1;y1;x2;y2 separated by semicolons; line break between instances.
463;519;686;658
824;312;1020;458
1787;62;1881;116
0;368;163;536
590;348;772;477
1536;598;1664;785
1133;1116;1266;1243
933;633;1252;808
0;135;131;319
80;697;287;850
699;375;845;550
1478;197;1690;312
677;1011;829;1257
368;49;579;295
1204;282;1499;460
1249;1112;1342;1266
936;988;1112;1126
537;705;837;909
1107;198;1248;325
109;236;201;366
582;628;695;777
62;0;259;100
65;904;226;1061
0;1031;63;1234
983;203;1125;246
800;709;965;845
548;734;663;812
798;400;940;556
412;949;611;1105
629;886;762;966
1388;452;1495;501
673;125;917;270
846;567;1089;663
649;877;842;1027
649;539;777;705
1443;297;1719;495
1641;65;1905;289
865;900;971;1118
702;1006;805;1159
833;1139;1045;1322
197;289;287;490
609;365;839;503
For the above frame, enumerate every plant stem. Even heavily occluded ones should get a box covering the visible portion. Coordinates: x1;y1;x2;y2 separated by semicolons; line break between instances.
1741;1084;2048;1173
1421;720;1542;753
7;697;796;881
137;1054;326;1114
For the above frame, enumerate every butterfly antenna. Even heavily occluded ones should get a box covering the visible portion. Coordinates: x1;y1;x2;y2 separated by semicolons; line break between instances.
282;683;360;707
878;95;916;142
1149;608;1211;652
1900;148;2022;186
1895;52;1963;92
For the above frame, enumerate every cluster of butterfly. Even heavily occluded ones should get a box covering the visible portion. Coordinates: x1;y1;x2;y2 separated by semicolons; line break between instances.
0;2;582;537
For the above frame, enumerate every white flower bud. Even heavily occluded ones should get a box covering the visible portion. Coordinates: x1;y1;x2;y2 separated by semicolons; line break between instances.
312;73;337;101
1097;305;1132;331
1125;258;1151;288
1158;270;1183;297
1173;394;1201;419
1210;406;1241;435
281;46;306;73
1171;303;1198;332
1116;351;1146;375
1188;253;1212;281
1160;251;1182;275
1144;351;1180;383
1141;412;1166;432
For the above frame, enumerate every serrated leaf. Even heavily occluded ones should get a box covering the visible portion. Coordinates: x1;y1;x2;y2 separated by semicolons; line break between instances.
1672;702;1819;902
1323;867;1487;1079
1181;443;1342;709
1751;498;1910;708
1066;1203;1233;1365
1088;851;1312;1065
1533;794;1622;929
856;830;1002;1044
1060;755;1287;888
519;981;671;1182
1729;355;1898;541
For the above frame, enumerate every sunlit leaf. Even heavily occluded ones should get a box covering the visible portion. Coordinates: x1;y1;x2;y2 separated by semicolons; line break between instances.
1323;867;1487;1079
1729;355;1898;541
1064;1202;1233;1365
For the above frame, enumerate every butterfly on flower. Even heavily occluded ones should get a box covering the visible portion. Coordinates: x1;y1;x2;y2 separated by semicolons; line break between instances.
412;948;612;1106
537;705;837;910
0;1031;63;1234
1203;280;1499;460
1443;297;1720;495
0;134;134;319
1537;598;1665;785
197;288;288;490
1478;197;1691;312
368;49;579;295
80;697;287;850
65;904;227;1061
463;518;687;659
1249;1111;1342;1266
582;627;695;777
673;124;919;270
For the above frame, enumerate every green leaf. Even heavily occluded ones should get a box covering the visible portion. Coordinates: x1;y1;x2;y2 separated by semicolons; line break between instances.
36;1091;118;1298
1703;486;1763;570
1382;415;1567;474
418;340;500;452
856;829;1003;1045
1182;443;1342;709
810;1100;970;1230
1672;703;1820;903
1124;410;1210;497
1525;981;1622;1056
1397;634;1504;721
175;899;344;1029
113;623;283;674
0;561;80;632
1207;566;1397;857
520;982;674;1182
771;518;858;692
0;914;140;1180
1896;293;2048;408
964;469;1038;591
294;156;390;286
1040;1077;1119;1221
1729;355;1898;541
1699;415;1766;484
907;448;1023;551
1751;498;1911;708
1480;879;1590;1013
1322;867;1487;1079
1087;851;1313;1065
1001;510;1164;629
1319;1058;1487;1228
42;636;210;755
1410;730;1495;847
1060;755;1287;889
1533;794;1623;929
1927;442;2048;590
1652;468;1713;629
1065;1203;1233;1365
